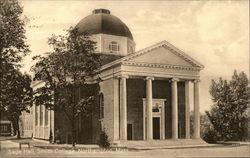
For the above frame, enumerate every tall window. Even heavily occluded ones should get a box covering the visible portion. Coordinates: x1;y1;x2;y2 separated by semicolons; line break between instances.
99;93;104;119
109;41;120;53
35;106;38;125
40;105;43;126
45;107;49;126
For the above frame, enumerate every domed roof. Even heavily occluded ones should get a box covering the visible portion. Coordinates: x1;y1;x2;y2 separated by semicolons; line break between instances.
76;9;133;40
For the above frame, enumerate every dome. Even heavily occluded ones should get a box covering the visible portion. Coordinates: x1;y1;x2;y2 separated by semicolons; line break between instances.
75;9;133;40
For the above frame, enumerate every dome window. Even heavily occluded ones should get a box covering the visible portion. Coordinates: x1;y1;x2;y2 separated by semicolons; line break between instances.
109;41;120;53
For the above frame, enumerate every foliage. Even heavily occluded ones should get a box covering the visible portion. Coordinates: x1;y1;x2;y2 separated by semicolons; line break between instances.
32;27;101;147
206;70;248;141
98;130;110;148
202;129;218;144
0;0;29;65
0;0;31;138
1;65;32;138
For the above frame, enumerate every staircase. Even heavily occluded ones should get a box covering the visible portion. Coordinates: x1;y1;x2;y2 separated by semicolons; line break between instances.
117;139;208;149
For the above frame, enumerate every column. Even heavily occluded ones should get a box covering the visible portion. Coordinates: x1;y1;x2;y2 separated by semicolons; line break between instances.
161;105;165;140
194;79;200;139
171;78;179;139
43;105;46;139
146;77;154;140
37;105;40;138
48;109;51;140
185;81;191;139
32;104;36;138
119;75;128;140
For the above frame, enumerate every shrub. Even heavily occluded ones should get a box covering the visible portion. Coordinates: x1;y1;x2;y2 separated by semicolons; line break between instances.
202;129;218;144
98;130;110;148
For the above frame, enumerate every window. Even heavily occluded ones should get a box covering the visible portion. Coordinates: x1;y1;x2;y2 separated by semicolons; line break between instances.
45;107;49;126
40;105;43;126
109;41;119;53
152;103;160;113
35;106;38;125
99;93;104;119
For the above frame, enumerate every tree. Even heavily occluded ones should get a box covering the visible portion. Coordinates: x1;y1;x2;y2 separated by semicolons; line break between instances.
98;130;110;148
206;70;248;141
2;65;32;138
0;0;29;113
32;27;101;147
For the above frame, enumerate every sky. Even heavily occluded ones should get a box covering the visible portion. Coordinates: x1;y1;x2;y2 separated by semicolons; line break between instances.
20;0;249;113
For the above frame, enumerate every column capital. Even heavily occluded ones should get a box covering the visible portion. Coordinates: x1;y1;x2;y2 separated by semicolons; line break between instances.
185;80;191;83
193;79;201;83
170;78;179;82
117;74;129;79
146;76;154;81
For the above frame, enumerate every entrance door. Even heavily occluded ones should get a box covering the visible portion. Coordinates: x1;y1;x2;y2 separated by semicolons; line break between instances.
153;117;160;139
127;124;132;140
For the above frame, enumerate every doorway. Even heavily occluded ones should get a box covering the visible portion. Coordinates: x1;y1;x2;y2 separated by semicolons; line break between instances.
143;98;166;140
153;117;160;139
127;124;133;140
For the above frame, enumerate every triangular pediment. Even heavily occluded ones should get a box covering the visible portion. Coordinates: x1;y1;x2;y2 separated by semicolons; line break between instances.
101;40;204;70
127;46;193;67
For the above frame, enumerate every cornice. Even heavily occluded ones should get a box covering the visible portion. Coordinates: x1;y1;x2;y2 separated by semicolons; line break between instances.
122;61;201;71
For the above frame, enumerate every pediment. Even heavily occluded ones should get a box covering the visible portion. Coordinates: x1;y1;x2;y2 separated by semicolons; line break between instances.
123;41;204;69
127;46;193;67
101;40;204;71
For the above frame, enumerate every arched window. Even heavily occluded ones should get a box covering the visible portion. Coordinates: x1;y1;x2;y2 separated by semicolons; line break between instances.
99;93;104;119
109;41;120;53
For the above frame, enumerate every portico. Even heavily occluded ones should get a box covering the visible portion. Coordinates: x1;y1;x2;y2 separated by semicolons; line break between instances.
99;41;204;142
117;75;201;141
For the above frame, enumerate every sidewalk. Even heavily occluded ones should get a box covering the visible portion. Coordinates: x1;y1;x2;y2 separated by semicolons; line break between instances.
0;140;19;149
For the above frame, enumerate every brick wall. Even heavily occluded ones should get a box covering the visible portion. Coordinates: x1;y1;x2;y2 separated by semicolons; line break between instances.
100;78;115;141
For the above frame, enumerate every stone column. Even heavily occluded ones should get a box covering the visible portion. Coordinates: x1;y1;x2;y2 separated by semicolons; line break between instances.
119;75;128;140
161;105;165;140
171;78;179;139
194;79;200;139
37;105;40;138
43;105;46;139
48;108;51;139
146;77;154;140
32;104;36;138
185;81;191;139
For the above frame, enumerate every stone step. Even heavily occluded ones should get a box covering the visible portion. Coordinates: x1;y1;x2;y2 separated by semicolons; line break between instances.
118;139;207;148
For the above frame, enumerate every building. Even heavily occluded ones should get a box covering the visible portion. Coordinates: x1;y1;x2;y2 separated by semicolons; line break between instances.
22;9;204;144
0;111;12;136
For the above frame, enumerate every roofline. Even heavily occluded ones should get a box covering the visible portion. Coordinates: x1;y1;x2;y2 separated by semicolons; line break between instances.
100;40;205;71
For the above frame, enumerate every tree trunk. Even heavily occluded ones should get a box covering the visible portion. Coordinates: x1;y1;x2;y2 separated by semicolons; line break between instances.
16;118;21;139
71;119;76;147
